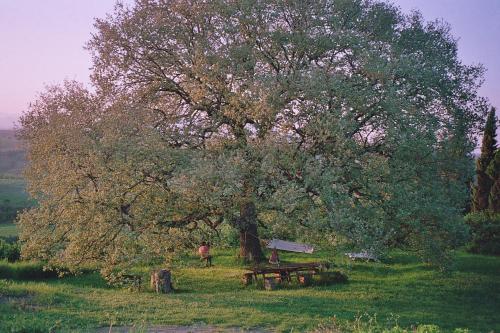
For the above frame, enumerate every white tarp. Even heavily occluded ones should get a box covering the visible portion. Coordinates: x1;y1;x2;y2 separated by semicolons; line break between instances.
345;251;378;261
266;239;314;254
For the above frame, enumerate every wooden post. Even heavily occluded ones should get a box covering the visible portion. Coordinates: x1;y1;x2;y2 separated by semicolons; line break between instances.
150;269;173;293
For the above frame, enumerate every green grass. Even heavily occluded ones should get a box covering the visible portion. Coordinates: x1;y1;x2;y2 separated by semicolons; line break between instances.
0;250;499;332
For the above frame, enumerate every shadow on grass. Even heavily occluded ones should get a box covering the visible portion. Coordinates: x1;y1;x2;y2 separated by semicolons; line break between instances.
453;252;500;276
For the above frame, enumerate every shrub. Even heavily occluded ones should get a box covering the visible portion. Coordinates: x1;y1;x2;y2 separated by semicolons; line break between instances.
315;271;348;286
0;260;59;280
464;211;500;255
102;270;143;291
0;239;21;262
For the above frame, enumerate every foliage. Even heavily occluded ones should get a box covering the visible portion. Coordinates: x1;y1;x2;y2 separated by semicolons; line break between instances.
19;0;487;271
472;108;497;211
315;271;348;285
464;211;500;255
486;149;500;212
0;260;58;280
0;239;20;262
0;250;499;332
102;270;143;291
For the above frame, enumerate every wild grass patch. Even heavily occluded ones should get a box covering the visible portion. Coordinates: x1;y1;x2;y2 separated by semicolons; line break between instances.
0;250;498;332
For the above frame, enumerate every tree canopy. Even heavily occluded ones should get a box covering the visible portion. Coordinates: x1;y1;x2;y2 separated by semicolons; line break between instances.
19;0;488;272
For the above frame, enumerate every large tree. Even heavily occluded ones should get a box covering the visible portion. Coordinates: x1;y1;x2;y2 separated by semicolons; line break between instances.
472;108;497;211
487;149;500;212
19;0;487;271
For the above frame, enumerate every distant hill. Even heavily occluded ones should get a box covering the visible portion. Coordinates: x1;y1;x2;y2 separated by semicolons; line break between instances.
0;129;23;152
0;130;26;176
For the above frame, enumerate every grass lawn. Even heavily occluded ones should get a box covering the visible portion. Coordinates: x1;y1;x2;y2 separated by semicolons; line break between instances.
0;249;499;332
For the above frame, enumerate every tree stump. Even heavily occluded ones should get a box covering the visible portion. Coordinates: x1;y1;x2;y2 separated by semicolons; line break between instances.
242;273;254;286
150;269;173;293
264;277;276;290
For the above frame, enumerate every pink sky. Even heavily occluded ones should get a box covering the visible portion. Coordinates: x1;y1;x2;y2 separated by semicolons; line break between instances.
0;0;499;130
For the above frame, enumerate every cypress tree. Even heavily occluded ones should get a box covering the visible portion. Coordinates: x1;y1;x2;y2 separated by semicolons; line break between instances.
487;149;500;212
472;108;497;211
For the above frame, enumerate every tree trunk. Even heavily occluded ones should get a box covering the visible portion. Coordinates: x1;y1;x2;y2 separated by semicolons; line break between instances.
238;200;265;263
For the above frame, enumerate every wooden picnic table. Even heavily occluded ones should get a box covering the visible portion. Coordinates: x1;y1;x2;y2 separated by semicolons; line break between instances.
246;262;327;284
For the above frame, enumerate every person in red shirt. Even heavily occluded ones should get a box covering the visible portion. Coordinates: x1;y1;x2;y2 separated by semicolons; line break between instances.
269;248;280;265
198;241;212;267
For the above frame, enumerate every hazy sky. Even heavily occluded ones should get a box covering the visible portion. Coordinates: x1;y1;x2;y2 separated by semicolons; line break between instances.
0;0;499;130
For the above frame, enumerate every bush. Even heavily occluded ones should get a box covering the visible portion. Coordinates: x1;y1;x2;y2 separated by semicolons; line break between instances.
0;260;59;280
315;271;348;285
464;211;500;255
0;239;20;262
102;270;143;291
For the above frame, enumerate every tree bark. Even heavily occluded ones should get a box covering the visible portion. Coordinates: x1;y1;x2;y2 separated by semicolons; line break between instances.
238;200;265;263
150;269;173;293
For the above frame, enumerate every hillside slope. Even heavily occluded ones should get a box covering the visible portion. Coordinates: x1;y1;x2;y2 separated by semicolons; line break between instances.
0;130;26;176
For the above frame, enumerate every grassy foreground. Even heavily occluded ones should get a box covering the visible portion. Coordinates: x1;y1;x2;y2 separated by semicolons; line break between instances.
0;249;499;332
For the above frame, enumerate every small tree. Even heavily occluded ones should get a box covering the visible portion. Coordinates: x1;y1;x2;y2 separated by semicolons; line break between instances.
472;108;497;211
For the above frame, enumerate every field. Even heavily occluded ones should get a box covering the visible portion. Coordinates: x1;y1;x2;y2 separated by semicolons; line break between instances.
0;129;26;176
0;129;23;152
0;244;499;332
0;177;29;203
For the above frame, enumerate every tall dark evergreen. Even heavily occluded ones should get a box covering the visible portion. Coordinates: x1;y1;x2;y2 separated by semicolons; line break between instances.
472;108;497;211
487;149;500;212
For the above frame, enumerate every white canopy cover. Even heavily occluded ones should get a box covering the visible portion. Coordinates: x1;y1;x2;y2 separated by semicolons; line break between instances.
266;239;314;254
